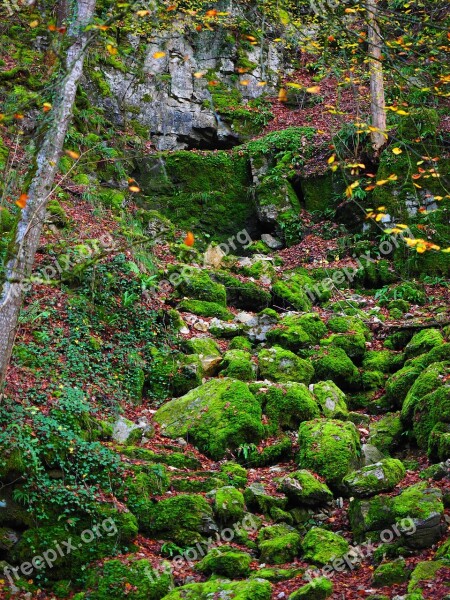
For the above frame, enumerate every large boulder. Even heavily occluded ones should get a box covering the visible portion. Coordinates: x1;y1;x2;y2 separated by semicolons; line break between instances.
297;419;362;489
160;578;272;600
312;347;361;390
258;346;314;384
301;527;350;566
310;380;349;419
343;459;406;497
154;379;264;460
277;470;333;506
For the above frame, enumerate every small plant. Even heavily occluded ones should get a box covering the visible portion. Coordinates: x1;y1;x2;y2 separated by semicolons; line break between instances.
237;442;258;460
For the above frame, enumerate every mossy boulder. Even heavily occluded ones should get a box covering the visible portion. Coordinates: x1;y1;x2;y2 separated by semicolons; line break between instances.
272;273;315;312
258;346;314;385
183;336;221;356
250;567;303;582
311;380;349;419
297;419;362;489
229;336;253;351
412;386;450;450
213;486;246;524
266;316;312;354
258;525;302;564
348;495;394;542
257;383;320;435
84;557;173;599
320;332;367;361
312;347;361;390
408;560;450;594
160;578;272;600
243;436;293;467
220;350;256;381
244;483;288;515
138;494;215;545
301;527;350;565
372;559;409;587
196;546;252;578
289;577;333;600
154;379;264;460
428;422;450;462
214;271;271;311
404;329;444;359
220;462;248;489
343;459;406;497
176;268;227;305
327;316;371;339
383;364;422;409
295;313;328;343
401;361;450;426
278;470;333;506
178;299;233;320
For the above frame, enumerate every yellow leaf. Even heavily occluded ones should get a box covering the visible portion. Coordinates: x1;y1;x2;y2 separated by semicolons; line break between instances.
194;71;206;78
257;81;267;87
29;20;39;28
328;155;336;165
65;150;80;159
136;9;150;16
153;51;166;59
375;213;387;222
128;185;140;193
396;110;409;115
306;86;321;94
392;147;402;155
106;44;118;55
286;83;302;89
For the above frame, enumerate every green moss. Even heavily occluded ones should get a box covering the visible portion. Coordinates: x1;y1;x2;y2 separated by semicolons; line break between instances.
368;412;403;455
312;347;361;391
401;361;449;426
428;422;450;462
362;370;386;391
320;332;367;361
363;351;404;374
160;578;272;600
220;462;248;488
288;576;333;600
85;557;173;599
404;329;444;359
121;447;201;470
302;527;350;566
373;559;409;587
327;316;371;339
245;485;288;516
154;379;264;460
46;199;69;227
220;350;255;381
295;313;328;343
183;336;220;356
297;419;361;489
278;470;333;506
435;538;450;561
272;273;317;311
383;364;422;410
258;346;314;385
243;436;293;467
250;567;303;582
258;383;320;435
137;494;214;545
214;271;271;311
348;495;394;541
229;336;253;351
176;268;227;306
259;532;302;564
343;459;406;497
412;386;450;449
177;299;233;320
408;560;449;594
120;468;170;525
266;319;311;354
196;546;252;578
213;486;246;524
391;483;444;523
388;299;410;314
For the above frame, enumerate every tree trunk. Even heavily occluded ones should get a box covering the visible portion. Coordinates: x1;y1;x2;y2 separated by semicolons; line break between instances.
0;0;96;388
366;0;387;154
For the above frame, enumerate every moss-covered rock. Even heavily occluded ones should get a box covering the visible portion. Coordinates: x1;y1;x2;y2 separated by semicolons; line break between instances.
160;577;272;600
348;495;394;542
297;419;362;489
288;577;333;600
137;494;215;545
259;528;302;564
404;329;444;359
272;273;315;312
85;557;173;599
372;559;409;587
412;386;450;450
250;567;303;582
213;486;246;524
343;459;406;497
295;313;328;343
242;436;293;467
229;336;253;351
383;364;422;409
311;380;349;419
244;483;287;515
176;268;227;305
220;350;256;381
214;271;271;311
401;361;450;426
428;422;450;462
196;546;252;578
258;346;314;385
257;383;320;435
177;299;233;320
183;336;221;356
154;379;264;460
121;447;201;469
312;347;361;390
302;527;350;566
220;462;248;488
320;332;367;362
327;316;371;339
266;316;311;354
408;560;450;594
278;470;333;506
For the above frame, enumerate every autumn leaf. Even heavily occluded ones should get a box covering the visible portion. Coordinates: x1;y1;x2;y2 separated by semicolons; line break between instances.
327;155;336;164
128;185;140;193
306;86;321;94
43;102;52;112
65;150;80;159
278;88;288;102
16;193;28;209
184;231;195;246
106;44;118;55
392;147;402;155
153;51;166;59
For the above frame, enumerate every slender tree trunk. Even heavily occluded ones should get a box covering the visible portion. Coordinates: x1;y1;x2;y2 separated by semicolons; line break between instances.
0;0;96;388
366;0;386;154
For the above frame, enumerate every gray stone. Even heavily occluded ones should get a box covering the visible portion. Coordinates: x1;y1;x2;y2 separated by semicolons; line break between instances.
261;234;283;249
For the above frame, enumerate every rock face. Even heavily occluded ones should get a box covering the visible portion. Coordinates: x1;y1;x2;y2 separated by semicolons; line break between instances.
90;4;281;150
342;459;406;497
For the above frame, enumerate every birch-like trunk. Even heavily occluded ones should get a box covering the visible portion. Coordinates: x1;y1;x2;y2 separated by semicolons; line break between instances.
366;0;387;154
0;0;96;387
